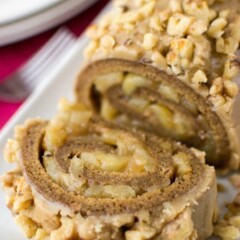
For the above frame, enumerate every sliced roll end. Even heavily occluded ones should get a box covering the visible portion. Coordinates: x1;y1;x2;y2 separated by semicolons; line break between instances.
1;99;218;240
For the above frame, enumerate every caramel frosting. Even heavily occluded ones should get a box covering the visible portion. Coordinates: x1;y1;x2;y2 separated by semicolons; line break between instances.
75;0;240;169
1;99;217;240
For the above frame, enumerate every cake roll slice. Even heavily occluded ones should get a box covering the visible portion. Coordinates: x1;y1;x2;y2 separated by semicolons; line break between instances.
1;99;217;240
75;0;240;169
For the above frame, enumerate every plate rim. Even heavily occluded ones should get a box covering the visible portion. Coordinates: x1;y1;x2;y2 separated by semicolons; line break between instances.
0;0;98;47
0;0;65;26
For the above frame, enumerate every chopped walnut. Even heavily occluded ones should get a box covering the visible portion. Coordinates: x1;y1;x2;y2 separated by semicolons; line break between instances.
15;215;38;239
125;223;156;240
169;0;182;13
84;40;98;59
33;229;48;240
77;216;98;239
214;222;240;240
188;19;207;36
188;35;211;67
191;70;208;84
113;45;140;60
149;16;163;31
224;81;239;98
207;18;227;39
4;139;20;163
182;0;216;24
216;16;240;54
216;37;239;55
210;94;226;107
161;208;196;240
138;2;155;18
167;13;192;37
223;58;239;80
229;215;240;228
1;172;33;212
151;51;168;70
166;38;194;75
229;174;240;190
100;35;116;49
142;33;158;50
209;77;223;96
50;217;76;240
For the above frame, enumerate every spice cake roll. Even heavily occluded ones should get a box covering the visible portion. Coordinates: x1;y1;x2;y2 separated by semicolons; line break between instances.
75;0;240;169
1;99;217;240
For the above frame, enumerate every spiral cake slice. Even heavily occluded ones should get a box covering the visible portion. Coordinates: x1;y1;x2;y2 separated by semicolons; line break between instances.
75;0;240;169
1;99;217;240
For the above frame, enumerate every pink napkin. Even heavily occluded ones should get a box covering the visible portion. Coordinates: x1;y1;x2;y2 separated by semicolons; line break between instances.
0;0;109;129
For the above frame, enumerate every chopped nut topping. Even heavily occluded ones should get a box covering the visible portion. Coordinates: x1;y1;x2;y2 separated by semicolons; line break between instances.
167;13;192;37
83;0;240;112
207;18;227;39
100;35;116;49
15;215;38;239
229;174;240;190
4;139;20;163
161;208;195;240
191;70;208;84
166;38;194;75
210;78;223;96
224;81;239;98
142;33;158;50
214;224;240;240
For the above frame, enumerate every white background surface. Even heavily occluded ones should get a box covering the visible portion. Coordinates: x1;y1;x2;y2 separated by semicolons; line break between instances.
0;2;237;239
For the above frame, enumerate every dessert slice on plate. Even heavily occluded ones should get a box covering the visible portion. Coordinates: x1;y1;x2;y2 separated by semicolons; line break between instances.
1;99;217;240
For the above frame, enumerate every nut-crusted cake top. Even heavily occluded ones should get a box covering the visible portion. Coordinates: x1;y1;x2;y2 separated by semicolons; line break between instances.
84;0;240;109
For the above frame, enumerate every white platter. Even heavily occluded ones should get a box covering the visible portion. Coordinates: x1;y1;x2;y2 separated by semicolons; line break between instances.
0;2;237;239
0;0;98;46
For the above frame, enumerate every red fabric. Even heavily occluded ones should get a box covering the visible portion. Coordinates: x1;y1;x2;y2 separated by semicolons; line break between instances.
0;0;109;129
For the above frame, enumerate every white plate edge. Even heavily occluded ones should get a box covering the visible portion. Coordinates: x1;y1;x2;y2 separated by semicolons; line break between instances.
0;0;99;46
